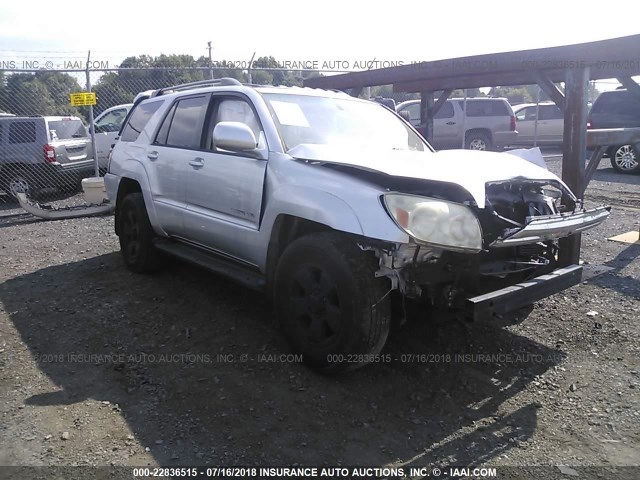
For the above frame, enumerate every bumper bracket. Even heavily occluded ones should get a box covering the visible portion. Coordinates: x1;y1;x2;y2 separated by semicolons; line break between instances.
466;264;583;321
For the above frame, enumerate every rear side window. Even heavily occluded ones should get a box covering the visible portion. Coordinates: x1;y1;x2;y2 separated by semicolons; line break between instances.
120;100;163;142
434;101;454;119
47;119;87;140
157;95;209;149
458;100;509;117
9;121;36;144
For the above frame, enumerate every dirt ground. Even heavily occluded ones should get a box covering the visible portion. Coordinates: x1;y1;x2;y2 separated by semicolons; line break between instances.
0;153;638;479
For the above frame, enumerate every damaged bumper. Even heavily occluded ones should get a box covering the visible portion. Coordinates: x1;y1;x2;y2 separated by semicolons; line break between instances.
491;206;610;247
466;264;582;321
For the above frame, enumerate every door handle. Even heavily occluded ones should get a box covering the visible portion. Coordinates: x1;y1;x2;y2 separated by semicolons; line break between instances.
446;121;456;125
189;157;205;168
147;151;159;161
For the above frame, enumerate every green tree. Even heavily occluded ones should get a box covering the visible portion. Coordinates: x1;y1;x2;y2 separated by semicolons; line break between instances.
0;71;85;118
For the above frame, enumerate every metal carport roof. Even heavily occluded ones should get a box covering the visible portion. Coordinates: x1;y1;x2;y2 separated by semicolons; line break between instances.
304;34;640;265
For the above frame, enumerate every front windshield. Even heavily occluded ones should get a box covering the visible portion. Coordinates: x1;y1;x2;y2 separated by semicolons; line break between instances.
262;93;429;152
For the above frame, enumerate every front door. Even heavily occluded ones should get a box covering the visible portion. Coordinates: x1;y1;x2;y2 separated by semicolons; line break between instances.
184;96;268;263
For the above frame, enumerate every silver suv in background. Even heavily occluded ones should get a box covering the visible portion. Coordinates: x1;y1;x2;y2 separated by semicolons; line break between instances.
396;98;517;151
0;116;94;200
106;79;609;373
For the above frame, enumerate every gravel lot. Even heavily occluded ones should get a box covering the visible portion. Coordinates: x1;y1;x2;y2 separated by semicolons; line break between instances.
0;152;638;479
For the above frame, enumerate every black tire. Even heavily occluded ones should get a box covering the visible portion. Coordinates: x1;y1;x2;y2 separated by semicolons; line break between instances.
273;232;391;374
609;144;640;174
465;131;492;151
2;171;35;202
117;193;161;273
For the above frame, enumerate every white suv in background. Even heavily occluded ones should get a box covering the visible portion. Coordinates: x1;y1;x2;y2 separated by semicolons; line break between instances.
93;103;132;172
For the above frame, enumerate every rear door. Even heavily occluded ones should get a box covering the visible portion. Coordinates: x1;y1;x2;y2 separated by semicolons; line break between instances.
147;94;210;237
184;95;268;260
46;118;92;164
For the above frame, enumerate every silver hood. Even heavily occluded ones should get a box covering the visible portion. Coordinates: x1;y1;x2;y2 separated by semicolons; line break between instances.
288;145;568;208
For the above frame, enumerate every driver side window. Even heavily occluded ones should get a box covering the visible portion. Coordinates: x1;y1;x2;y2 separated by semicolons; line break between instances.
95;108;128;132
211;98;266;151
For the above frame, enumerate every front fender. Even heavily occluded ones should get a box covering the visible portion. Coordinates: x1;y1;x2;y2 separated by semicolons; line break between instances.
262;185;365;236
109;158;167;237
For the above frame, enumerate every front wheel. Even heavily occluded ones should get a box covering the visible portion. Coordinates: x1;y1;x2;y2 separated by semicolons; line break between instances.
610;145;640;174
274;232;391;374
117;193;161;273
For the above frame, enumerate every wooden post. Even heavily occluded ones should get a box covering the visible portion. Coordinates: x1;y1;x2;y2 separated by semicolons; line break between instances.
420;91;434;143
559;67;590;266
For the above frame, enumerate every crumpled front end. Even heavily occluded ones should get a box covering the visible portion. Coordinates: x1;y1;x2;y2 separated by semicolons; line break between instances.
371;177;610;320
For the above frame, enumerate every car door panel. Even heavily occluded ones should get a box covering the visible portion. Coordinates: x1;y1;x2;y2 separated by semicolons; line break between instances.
145;145;188;235
147;95;210;236
432;101;459;149
184;96;268;262
538;105;564;143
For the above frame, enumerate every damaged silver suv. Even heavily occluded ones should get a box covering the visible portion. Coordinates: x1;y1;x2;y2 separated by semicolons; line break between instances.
106;79;610;373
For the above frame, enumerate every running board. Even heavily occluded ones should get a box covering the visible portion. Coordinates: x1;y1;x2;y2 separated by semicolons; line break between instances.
153;239;266;292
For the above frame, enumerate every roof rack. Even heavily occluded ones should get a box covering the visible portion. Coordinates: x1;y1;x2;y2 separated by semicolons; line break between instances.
153;77;242;97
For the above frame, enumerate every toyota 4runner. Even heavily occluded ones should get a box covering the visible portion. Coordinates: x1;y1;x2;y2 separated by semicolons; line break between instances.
106;79;610;373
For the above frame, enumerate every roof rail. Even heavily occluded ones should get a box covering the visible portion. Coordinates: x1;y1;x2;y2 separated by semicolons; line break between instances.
153;77;242;97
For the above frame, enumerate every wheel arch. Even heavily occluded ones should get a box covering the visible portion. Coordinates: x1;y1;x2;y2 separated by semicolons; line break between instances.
465;127;493;143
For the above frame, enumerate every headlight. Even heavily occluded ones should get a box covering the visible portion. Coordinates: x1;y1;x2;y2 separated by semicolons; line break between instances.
383;193;482;252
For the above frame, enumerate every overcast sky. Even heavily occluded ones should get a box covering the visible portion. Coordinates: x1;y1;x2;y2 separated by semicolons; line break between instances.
0;0;638;82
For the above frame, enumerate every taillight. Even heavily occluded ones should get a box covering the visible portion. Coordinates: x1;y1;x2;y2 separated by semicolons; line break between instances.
510;115;516;131
43;144;56;163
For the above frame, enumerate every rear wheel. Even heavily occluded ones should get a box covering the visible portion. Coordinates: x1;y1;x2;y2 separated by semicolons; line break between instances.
610;144;640;174
465;131;492;151
274;232;391;374
2;172;35;202
117;193;161;273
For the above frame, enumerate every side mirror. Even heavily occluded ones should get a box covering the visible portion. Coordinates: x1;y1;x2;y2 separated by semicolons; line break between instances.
213;121;257;151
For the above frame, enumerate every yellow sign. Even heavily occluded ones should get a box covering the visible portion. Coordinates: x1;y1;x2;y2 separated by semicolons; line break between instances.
69;92;97;106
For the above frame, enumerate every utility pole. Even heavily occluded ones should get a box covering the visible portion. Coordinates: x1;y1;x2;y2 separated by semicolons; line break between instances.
207;41;213;79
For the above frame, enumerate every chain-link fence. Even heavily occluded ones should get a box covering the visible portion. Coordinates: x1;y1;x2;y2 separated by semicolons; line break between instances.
0;66;324;205
0;66;619;206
